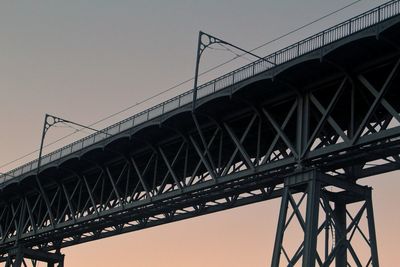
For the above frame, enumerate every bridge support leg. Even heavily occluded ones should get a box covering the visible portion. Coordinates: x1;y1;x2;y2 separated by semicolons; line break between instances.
302;176;320;267
4;247;64;267
270;169;380;266
334;201;347;267
366;190;379;267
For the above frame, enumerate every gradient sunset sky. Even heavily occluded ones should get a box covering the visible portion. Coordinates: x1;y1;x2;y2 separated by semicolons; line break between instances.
0;1;398;266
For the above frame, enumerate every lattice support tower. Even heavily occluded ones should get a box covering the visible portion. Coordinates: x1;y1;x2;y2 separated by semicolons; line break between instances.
271;170;379;267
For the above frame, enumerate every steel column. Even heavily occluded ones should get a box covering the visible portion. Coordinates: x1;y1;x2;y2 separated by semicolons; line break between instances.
302;173;320;267
366;189;379;267
271;187;289;267
334;201;347;267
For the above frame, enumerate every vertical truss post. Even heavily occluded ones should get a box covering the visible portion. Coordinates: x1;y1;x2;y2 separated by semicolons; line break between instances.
5;247;23;267
303;174;320;267
11;247;23;267
271;187;289;266
296;92;309;162
324;211;330;261
366;189;379;267
334;201;347;267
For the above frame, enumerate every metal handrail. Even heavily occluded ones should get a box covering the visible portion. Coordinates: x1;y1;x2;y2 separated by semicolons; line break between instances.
1;0;399;182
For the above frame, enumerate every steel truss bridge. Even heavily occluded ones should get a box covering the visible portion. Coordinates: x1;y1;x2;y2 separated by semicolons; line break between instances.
1;1;400;266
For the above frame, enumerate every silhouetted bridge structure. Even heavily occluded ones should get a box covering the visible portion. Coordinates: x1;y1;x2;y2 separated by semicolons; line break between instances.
2;1;400;266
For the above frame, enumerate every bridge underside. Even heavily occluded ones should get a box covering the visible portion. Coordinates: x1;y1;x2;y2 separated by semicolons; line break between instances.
1;12;400;267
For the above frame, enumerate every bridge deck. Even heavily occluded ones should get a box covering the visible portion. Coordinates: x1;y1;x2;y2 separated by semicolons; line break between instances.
2;0;400;184
1;0;400;256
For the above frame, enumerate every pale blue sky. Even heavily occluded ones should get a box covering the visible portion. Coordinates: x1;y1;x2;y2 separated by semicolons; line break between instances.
0;1;388;165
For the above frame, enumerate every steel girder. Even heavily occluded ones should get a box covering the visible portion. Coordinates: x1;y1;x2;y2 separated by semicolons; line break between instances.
1;23;400;267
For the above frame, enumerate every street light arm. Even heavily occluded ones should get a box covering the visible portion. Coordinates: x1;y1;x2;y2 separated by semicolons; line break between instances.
192;31;274;110
201;31;275;65
37;114;111;174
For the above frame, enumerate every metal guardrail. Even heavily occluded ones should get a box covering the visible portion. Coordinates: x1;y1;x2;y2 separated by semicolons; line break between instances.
1;0;400;182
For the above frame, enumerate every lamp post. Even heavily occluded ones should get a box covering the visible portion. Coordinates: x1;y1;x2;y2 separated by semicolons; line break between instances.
37;114;111;175
192;31;275;110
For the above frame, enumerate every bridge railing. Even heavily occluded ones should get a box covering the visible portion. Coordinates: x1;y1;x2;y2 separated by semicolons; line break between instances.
1;0;399;182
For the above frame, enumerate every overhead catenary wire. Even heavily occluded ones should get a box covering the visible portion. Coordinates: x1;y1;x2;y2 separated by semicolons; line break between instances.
52;125;90;135
0;0;364;171
217;43;254;62
54;122;91;135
